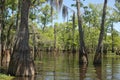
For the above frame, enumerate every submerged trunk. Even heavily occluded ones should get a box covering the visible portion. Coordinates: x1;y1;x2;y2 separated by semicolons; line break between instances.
93;0;107;65
8;0;35;76
76;0;88;64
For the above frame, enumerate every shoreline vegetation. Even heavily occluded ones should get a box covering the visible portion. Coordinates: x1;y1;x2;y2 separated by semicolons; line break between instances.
0;73;14;80
0;67;14;80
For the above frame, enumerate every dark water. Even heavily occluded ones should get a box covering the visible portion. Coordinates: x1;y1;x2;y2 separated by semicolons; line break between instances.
13;52;120;80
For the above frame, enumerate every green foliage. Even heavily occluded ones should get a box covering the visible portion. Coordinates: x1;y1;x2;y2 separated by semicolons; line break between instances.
0;74;14;80
114;1;120;21
2;0;120;52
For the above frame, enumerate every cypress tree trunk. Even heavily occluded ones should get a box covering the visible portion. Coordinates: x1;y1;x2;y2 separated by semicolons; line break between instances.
93;0;107;65
76;0;88;64
7;0;35;76
0;0;5;66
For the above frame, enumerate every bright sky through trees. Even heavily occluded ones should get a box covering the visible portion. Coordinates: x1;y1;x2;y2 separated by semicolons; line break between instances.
57;0;120;32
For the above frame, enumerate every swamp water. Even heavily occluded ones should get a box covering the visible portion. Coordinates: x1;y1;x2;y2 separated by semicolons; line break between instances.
12;52;120;80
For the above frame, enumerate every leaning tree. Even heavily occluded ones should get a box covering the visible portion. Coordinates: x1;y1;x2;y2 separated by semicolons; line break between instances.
93;0;108;65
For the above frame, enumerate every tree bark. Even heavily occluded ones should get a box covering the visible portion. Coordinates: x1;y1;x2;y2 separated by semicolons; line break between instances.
8;0;35;76
10;0;21;55
93;0;107;65
54;24;57;51
111;22;114;53
14;0;21;39
0;0;5;66
6;22;14;49
76;0;88;64
72;12;76;53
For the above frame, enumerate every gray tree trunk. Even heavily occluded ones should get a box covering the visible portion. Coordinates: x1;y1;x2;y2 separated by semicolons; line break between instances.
0;0;5;66
76;0;88;64
93;0;107;65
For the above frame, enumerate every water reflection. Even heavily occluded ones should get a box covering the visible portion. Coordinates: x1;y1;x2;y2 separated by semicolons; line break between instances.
12;52;120;80
104;57;120;80
94;65;102;80
79;63;88;80
13;76;35;80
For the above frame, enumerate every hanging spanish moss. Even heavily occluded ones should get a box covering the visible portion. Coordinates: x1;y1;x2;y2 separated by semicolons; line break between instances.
47;0;63;11
58;0;63;10
62;5;68;20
